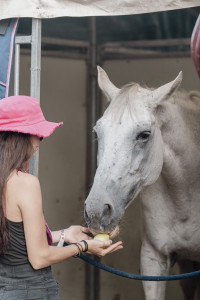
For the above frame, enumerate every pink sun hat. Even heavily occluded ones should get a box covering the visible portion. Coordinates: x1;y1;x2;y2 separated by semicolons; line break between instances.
0;95;63;137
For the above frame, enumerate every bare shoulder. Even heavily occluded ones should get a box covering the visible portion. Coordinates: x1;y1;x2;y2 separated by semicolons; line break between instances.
8;171;40;189
6;171;42;221
7;171;41;202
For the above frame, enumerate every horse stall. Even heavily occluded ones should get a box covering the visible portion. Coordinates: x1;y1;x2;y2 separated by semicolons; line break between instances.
1;2;200;300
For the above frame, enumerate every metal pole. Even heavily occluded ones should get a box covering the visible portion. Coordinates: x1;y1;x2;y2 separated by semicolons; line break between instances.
14;43;20;95
85;16;100;300
29;18;42;176
30;19;42;100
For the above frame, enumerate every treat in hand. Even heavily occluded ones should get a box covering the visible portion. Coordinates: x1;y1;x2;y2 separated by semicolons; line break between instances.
94;233;110;241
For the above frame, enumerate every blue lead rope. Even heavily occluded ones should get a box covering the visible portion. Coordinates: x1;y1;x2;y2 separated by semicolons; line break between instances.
64;243;200;281
78;252;200;281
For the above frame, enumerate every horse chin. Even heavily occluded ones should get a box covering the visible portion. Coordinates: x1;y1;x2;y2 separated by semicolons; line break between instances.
89;225;120;239
109;225;120;239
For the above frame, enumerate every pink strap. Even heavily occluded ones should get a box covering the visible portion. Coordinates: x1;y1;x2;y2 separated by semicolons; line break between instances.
45;221;52;245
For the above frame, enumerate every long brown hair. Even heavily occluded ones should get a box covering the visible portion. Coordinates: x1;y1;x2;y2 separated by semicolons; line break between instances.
0;131;34;253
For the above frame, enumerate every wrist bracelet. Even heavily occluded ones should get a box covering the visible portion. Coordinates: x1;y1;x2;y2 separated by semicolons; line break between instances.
57;229;65;247
81;240;88;252
70;243;81;257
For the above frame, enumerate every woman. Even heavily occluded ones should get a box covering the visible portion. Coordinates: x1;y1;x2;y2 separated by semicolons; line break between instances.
0;95;123;300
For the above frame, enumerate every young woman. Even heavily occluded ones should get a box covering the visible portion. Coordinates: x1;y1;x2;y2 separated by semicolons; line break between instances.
0;95;123;300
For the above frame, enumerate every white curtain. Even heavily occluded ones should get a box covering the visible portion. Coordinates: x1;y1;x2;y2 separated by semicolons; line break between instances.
0;0;199;20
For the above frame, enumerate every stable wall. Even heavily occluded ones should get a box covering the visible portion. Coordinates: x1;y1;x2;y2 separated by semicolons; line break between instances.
15;54;199;300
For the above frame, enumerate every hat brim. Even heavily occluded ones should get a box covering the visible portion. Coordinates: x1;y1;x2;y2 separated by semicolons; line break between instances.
0;120;63;138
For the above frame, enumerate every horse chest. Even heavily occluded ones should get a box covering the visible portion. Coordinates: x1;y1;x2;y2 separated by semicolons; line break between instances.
141;187;200;261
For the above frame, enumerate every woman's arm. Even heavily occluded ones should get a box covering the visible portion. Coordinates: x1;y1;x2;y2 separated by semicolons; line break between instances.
51;230;60;244
51;226;92;244
15;173;122;270
15;174;79;269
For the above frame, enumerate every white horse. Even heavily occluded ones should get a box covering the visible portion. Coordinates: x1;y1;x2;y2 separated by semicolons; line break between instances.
84;66;200;300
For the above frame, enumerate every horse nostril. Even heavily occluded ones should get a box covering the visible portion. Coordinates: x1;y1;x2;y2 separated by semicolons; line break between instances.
84;208;90;224
101;203;113;227
102;203;112;217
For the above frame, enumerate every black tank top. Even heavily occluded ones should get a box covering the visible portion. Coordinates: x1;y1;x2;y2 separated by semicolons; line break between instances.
0;219;29;265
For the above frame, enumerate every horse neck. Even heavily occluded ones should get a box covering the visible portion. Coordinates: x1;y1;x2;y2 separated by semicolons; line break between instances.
157;91;200;190
153;93;200;217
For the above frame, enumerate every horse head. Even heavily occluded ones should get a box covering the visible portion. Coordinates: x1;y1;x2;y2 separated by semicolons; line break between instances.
84;66;182;237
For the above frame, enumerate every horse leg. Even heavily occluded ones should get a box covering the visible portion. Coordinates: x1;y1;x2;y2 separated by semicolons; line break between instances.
178;260;200;300
141;238;170;300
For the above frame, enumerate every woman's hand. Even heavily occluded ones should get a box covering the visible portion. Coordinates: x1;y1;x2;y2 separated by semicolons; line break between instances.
65;225;92;243
85;239;123;257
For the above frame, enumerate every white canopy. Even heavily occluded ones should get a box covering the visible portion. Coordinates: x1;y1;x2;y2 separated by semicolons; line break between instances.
0;0;199;20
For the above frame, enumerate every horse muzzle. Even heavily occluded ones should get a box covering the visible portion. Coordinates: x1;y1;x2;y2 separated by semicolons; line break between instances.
84;202;120;236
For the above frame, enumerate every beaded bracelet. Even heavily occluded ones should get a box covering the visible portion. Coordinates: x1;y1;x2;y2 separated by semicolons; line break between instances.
57;229;65;247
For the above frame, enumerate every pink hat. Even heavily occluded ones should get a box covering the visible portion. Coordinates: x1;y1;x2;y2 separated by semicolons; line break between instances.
0;95;63;137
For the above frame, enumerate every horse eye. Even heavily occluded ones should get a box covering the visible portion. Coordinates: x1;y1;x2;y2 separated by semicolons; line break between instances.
136;131;151;140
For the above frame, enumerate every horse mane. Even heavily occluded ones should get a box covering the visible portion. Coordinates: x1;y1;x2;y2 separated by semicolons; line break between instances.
173;90;200;112
188;90;200;101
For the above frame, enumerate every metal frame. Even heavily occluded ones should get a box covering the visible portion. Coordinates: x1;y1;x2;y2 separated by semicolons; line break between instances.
85;17;101;300
98;38;191;61
14;19;42;176
20;37;190;60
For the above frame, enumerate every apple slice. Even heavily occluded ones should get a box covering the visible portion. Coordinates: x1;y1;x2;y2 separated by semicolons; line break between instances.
94;234;110;241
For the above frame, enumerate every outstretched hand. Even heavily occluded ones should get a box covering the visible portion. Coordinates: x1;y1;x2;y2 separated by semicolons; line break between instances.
86;239;123;257
64;225;123;257
65;225;92;243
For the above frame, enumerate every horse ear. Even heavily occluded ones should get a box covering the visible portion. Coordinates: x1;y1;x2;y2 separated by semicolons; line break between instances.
97;66;120;102
151;71;183;107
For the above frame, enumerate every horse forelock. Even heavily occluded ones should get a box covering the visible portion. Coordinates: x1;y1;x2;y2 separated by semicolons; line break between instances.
104;82;152;122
